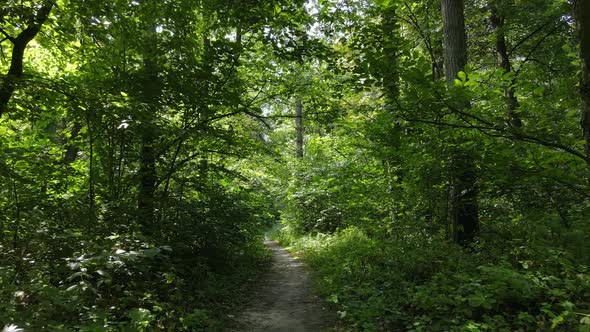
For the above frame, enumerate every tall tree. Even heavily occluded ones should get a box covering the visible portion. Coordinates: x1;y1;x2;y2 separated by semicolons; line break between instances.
382;5;400;102
137;0;161;233
576;0;590;168
441;0;479;243
295;98;304;158
489;1;521;128
381;3;402;220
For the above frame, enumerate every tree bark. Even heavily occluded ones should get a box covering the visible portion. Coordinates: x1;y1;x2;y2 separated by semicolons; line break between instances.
295;99;303;158
381;5;402;220
87;112;96;221
64;122;82;163
490;2;521;128
442;0;468;87
0;2;53;116
138;120;157;233
575;0;590;168
137;2;160;234
441;0;479;243
382;6;400;102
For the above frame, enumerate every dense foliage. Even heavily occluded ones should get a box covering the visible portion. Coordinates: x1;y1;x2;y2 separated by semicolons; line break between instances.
265;0;590;331
1;0;590;331
0;0;302;330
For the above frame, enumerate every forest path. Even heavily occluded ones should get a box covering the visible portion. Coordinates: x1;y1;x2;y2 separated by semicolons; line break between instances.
226;239;336;332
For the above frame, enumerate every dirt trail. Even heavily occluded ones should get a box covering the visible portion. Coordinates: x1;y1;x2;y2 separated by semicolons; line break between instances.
226;240;335;332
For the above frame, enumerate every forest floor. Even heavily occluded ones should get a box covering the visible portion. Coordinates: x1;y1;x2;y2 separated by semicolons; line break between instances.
225;239;337;332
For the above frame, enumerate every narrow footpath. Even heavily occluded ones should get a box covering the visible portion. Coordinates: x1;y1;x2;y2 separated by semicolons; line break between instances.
226;240;336;332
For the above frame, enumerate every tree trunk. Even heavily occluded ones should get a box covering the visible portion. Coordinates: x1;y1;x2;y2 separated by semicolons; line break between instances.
490;3;521;128
576;0;590;168
137;2;160;234
381;5;402;220
442;0;468;86
382;6;399;102
441;0;479;243
87;112;96;222
64;122;82;163
138;122;157;232
295;99;304;159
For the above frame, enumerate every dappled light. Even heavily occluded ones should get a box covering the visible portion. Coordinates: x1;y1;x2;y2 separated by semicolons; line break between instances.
0;0;589;331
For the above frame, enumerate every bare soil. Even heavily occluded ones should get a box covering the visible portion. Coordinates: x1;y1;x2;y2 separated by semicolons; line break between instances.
226;240;336;332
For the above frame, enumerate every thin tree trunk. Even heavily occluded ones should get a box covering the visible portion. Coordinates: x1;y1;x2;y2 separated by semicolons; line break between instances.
575;0;590;168
162;140;184;199
137;100;158;234
12;178;20;251
382;6;400;102
115;135;126;200
490;3;521;128
382;160;396;220
441;0;479;243
295;99;304;159
200;156;209;182
64;122;82;163
86;112;96;222
107;124;116;200
382;5;402;221
137;2;160;234
12;177;23;281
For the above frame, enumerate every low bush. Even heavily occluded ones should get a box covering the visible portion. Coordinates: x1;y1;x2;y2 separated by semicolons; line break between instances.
0;180;273;331
274;225;590;331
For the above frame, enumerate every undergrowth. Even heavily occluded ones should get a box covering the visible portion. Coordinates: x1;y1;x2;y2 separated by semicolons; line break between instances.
0;181;275;331
272;223;590;332
0;234;271;331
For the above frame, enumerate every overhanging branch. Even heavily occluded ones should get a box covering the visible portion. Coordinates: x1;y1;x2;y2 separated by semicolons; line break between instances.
0;1;54;116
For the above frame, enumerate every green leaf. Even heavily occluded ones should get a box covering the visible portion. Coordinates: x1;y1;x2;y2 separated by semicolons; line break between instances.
374;0;392;8
457;71;467;82
551;315;564;328
129;308;154;327
328;294;339;303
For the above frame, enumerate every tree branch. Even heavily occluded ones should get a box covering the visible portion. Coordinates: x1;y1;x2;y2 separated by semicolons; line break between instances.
402;1;442;77
0;28;14;42
0;1;54;116
514;24;561;77
401;115;587;162
509;21;552;56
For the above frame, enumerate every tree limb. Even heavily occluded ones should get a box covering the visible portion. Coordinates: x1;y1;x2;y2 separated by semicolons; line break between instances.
509;21;552;56
0;28;14;42
0;1;54;116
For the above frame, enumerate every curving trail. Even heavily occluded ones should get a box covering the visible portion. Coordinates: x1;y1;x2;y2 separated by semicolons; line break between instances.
226;240;336;332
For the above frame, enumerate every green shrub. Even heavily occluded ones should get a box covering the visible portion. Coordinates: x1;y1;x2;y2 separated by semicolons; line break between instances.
276;225;590;331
